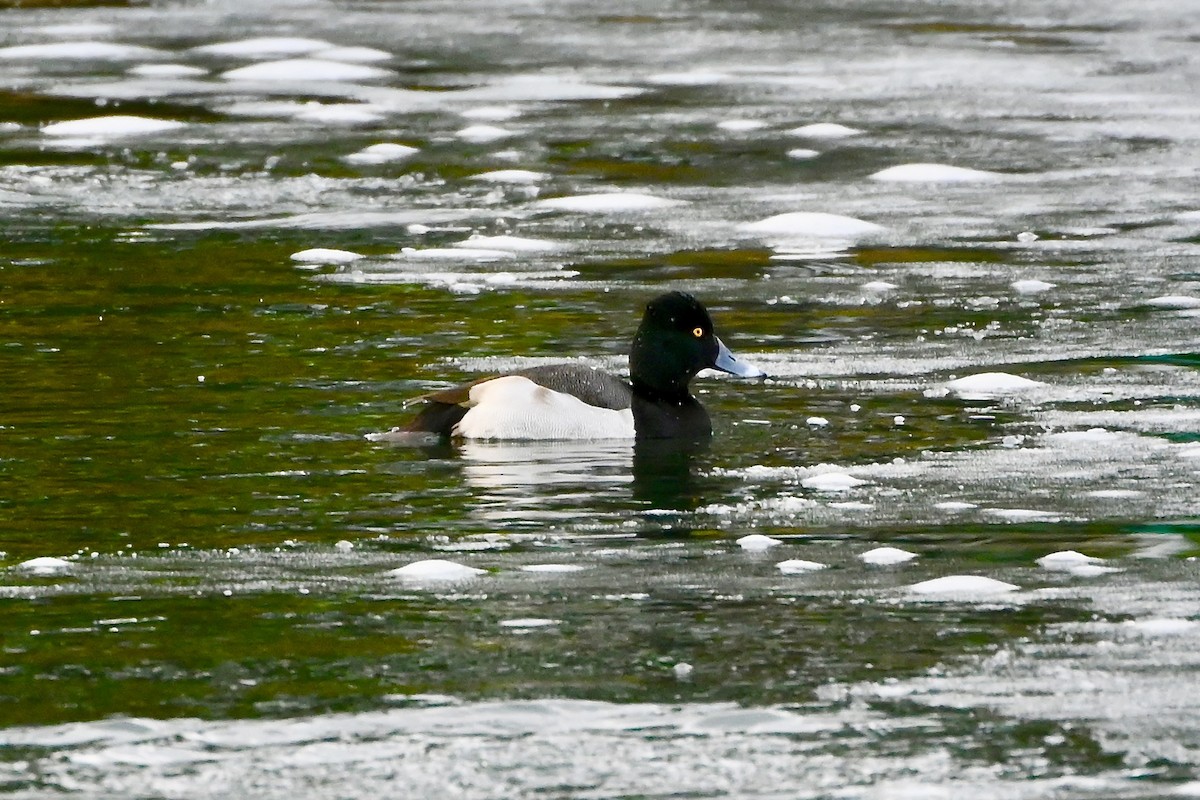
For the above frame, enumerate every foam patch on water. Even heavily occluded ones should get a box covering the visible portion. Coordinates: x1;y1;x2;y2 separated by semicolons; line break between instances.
535;192;685;213
870;163;1004;183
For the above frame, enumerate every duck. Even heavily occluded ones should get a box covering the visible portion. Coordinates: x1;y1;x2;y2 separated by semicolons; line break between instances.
402;291;764;440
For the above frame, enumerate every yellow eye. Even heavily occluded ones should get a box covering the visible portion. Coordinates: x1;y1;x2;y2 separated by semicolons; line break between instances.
692;326;704;338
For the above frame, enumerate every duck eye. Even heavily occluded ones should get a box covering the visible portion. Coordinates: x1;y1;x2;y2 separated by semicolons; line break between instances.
692;326;704;338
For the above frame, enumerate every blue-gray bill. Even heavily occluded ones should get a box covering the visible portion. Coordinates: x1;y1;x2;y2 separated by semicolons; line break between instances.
712;337;766;378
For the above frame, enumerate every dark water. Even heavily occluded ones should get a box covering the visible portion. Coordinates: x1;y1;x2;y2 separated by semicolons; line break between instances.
1;1;1199;797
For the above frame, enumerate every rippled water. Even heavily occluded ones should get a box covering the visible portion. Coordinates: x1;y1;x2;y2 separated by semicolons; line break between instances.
2;0;1199;797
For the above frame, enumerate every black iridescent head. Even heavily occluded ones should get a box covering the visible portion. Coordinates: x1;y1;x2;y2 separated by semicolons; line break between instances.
628;291;764;399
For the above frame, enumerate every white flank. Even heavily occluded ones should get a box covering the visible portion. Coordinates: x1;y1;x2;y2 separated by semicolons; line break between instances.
453;375;635;440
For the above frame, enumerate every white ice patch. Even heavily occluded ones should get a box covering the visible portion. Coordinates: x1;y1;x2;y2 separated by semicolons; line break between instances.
786;148;820;159
908;575;1020;595
41;116;186;138
1036;550;1101;570
16;556;73;575
944;372;1044;399
1120;618;1200;637
316;46;392;63
221;59;395;82
387;559;484;582
455;124;516;142
860;547;917;566
776;559;827;573
800;472;866;493
645;70;731;85
127;63;208;78
290;248;364;265
716;119;767;132
534;193;685;213
1011;279;1056;294
738;212;885;241
468;169;548;184
498;618;560;628
450;235;561;253
192;37;334;58
292;104;384;124
736;534;782;551
1146;295;1200;309
519;564;587;573
861;281;898;293
983;508;1062;522
0;41;165;61
869;163;1003;183
452;376;636;440
786;123;863;138
934;501;978;511
460;106;522;121
343;143;419;164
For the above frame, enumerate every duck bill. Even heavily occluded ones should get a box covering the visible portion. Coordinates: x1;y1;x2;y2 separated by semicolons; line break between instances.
712;337;766;378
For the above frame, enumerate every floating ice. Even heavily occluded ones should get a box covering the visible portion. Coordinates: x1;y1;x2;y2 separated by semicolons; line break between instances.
776;559;827;573
390;247;515;261
520;564;586;573
860;547;917;566
468;169;548;184
293;103;384;124
908;575;1020;595
672;662;694;679
646;70;730;85
0;41;165;61
455;124;516;143
800;472;866;493
806;416;829;427
934;501;978;511
387;559;484;581
127;63;208;78
786;148;820;159
41;116;186;138
869;163;1003;183
535;193;685;213
221;59;395;82
862;281;898;293
787;123;863;138
450;235;561;253
316;46;392;63
498;618;559;628
737;534;782;551
1086;489;1145;499
1146;295;1200;309
1120;618;1200;637
290;248;364;265
738;212;885;241
944;372;1044;399
344;143;419;164
1011;279;1056;294
460;106;522;121
1036;550;1101;570
984;508;1061;522
193;37;334;57
16;556;73;575
717;119;767;132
